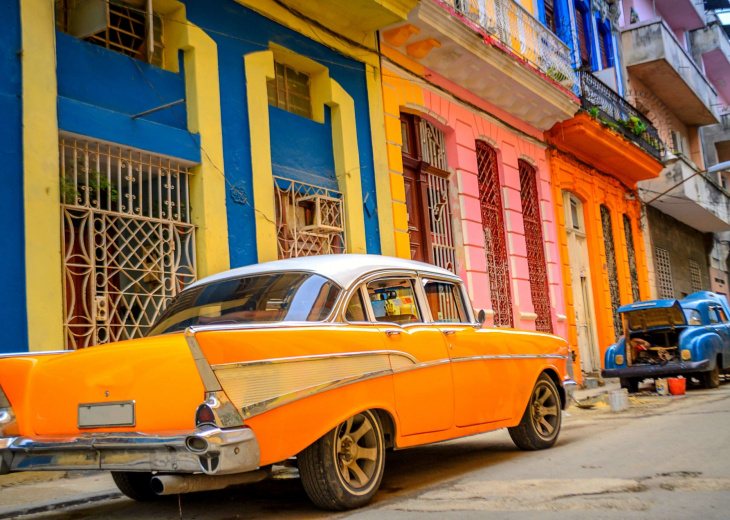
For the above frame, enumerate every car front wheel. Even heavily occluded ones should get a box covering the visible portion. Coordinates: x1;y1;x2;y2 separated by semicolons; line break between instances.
702;362;720;389
508;374;562;450
298;409;385;510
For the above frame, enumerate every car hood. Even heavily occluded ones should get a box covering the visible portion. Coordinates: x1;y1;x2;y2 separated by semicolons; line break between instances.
618;300;687;331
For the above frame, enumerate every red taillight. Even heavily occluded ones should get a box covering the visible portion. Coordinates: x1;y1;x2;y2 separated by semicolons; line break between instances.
195;404;216;427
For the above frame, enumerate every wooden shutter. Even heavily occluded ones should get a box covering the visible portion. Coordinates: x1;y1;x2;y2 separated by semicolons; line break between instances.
545;0;556;33
576;9;590;67
599;31;610;69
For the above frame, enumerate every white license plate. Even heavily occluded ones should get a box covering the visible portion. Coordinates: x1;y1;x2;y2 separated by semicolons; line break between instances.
78;401;135;428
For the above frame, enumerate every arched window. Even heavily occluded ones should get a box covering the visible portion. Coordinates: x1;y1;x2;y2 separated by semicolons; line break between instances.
600;205;622;340
623;214;640;302
518;160;552;333
476;141;513;327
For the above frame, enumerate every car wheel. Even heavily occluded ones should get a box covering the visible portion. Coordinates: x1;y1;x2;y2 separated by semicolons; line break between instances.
111;472;158;501
620;377;640;393
508;374;562;451
298;410;385;511
702;362;720;389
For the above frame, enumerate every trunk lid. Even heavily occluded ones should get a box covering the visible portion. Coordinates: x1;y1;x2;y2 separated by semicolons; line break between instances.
0;334;205;437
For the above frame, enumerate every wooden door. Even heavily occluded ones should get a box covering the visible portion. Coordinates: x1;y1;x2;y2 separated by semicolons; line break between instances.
403;165;426;262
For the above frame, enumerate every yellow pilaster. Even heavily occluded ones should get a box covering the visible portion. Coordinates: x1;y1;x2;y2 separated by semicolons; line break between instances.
366;64;396;257
168;9;231;277
244;50;279;263
21;0;63;351
327;80;367;254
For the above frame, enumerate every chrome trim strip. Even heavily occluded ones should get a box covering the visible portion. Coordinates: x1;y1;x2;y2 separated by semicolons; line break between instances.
185;328;222;393
391;358;451;374
451;354;570;363
210;350;419;371
0;351;71;359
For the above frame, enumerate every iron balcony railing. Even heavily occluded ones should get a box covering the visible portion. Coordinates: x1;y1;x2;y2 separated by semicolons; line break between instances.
445;0;576;90
579;72;664;159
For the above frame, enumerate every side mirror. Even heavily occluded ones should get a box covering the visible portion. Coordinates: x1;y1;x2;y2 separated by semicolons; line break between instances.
477;309;486;324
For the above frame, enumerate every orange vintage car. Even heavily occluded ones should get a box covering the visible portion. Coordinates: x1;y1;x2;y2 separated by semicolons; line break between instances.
0;255;574;510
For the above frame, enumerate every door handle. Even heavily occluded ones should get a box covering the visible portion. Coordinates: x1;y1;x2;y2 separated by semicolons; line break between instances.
442;329;456;336
385;329;401;337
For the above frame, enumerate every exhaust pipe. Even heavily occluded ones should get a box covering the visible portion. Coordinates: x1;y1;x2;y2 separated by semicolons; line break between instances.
151;468;270;496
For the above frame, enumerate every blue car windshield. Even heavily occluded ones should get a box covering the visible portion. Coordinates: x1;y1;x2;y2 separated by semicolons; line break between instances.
148;273;341;336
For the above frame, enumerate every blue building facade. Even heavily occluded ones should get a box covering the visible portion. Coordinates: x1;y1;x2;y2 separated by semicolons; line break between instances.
10;0;402;353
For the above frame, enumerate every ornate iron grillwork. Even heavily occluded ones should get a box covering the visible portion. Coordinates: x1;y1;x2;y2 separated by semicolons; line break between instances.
447;0;576;90
601;206;622;340
579;72;664;159
426;173;457;273
623;215;641;302
476;141;513;327
274;177;346;258
690;260;702;292
655;248;674;299
518;160;553;333
420;120;449;171
60;138;196;349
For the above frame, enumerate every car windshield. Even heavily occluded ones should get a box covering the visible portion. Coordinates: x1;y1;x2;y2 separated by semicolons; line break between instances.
148;272;341;336
683;309;702;326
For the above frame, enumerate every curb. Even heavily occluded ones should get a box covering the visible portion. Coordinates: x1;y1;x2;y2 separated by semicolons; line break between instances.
0;490;123;519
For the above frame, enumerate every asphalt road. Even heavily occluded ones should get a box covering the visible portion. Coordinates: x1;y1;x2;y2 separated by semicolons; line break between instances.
18;381;730;520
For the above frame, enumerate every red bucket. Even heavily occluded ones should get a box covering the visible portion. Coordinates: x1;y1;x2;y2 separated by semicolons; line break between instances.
668;377;686;395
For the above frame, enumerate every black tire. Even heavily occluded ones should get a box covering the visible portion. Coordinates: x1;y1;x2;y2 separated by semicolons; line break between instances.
298;410;385;511
620;377;640;393
508;374;562;451
702;362;720;389
111;472;158;501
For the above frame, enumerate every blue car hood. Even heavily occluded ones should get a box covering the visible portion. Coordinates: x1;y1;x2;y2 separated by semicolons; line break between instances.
618;299;686;330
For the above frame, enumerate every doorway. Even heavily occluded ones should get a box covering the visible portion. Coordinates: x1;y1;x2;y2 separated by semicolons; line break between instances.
563;192;601;373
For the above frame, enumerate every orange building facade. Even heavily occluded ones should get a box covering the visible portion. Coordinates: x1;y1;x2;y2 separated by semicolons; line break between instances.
548;114;663;382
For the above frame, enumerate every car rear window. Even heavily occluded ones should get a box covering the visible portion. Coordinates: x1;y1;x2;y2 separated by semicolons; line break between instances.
148;273;341;336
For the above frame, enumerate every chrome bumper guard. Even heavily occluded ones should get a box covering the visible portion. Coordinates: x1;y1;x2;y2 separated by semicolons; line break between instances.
0;426;260;476
561;378;578;409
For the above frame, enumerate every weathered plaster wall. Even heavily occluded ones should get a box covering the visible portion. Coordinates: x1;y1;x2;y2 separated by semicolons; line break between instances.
549;149;650;374
647;205;712;298
381;68;566;335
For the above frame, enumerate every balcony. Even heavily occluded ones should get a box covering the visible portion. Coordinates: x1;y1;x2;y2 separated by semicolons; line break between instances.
579;72;663;160
621;19;720;126
690;18;730;111
381;0;579;130
642;157;730;233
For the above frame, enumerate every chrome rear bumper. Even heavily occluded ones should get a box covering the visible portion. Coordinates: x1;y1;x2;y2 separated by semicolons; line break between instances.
0;426;260;476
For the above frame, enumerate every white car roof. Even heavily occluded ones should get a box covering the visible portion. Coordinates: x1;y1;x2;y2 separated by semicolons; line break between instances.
189;254;459;290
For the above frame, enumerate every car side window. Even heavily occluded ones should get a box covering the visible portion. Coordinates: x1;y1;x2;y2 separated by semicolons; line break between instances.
709;307;721;324
345;289;367;322
717;307;728;323
366;277;421;325
422;279;467;323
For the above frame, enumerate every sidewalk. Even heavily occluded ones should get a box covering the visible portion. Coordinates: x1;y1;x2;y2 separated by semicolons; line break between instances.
0;473;121;519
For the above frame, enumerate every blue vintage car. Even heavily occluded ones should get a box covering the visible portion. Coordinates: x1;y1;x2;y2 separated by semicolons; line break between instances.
602;291;730;392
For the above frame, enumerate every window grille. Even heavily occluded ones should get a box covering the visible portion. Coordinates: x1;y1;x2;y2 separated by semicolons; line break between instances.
59;137;196;349
274;177;346;258
426;173;457;273
476;141;513;327
655;248;674;299
623;215;641;302
601;206;622;340
690;260;702;292
56;0;165;67
267;62;313;119
420;120;449;171
518;160;553;333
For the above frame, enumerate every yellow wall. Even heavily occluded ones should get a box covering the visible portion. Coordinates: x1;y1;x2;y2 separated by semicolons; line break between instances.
381;69;426;259
244;47;371;261
21;0;63;352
